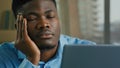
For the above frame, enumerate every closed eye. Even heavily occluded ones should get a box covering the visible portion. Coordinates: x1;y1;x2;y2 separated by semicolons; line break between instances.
46;14;55;18
45;10;55;19
27;15;38;22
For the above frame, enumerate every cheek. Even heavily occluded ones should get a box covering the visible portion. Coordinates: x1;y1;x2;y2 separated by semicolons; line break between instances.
51;21;60;32
27;24;33;30
27;24;36;35
52;21;60;36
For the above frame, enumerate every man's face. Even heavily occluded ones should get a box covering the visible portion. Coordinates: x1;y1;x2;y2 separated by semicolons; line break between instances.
21;0;60;50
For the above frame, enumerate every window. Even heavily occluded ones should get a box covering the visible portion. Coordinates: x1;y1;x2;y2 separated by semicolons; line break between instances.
57;0;120;44
110;0;120;45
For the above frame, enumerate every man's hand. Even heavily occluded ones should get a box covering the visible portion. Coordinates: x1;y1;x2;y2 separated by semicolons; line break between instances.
15;13;40;65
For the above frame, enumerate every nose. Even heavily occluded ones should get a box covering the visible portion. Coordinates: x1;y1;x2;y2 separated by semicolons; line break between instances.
36;18;50;29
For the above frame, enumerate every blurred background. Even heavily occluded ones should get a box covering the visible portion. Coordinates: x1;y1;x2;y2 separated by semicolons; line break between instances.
0;0;120;45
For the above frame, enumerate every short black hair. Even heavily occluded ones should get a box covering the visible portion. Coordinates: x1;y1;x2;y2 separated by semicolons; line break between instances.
12;0;56;17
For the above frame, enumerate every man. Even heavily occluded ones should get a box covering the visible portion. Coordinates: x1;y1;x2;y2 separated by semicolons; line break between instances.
0;0;95;68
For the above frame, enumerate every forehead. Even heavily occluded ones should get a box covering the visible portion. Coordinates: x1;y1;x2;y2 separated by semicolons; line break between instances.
22;0;56;13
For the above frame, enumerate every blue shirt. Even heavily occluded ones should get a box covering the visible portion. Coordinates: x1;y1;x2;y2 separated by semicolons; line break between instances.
0;35;95;68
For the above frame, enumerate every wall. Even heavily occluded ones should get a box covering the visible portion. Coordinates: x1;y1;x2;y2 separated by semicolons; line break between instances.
58;0;81;38
0;0;16;43
0;30;16;43
0;0;12;26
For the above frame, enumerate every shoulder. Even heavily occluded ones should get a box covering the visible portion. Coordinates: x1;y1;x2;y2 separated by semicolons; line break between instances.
0;42;18;60
60;34;96;45
0;42;16;51
0;42;19;67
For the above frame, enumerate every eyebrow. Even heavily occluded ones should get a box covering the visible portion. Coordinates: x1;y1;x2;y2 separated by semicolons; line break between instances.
26;12;39;17
25;9;54;17
45;10;54;14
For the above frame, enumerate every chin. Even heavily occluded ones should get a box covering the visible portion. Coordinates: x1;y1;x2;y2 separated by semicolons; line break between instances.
35;40;57;50
37;43;56;51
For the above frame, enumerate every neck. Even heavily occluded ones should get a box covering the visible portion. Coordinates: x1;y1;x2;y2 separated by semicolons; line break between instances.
40;45;58;62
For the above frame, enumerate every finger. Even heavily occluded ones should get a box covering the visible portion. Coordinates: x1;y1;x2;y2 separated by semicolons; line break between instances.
16;14;20;40
19;14;24;40
16;15;19;30
22;18;29;40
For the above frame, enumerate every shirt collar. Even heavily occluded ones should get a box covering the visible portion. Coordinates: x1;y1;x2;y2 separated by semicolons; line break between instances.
46;35;68;63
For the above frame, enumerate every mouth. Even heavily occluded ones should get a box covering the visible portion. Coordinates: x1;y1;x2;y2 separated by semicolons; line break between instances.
39;34;53;39
36;31;54;39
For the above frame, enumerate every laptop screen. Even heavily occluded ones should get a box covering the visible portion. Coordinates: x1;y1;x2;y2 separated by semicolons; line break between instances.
61;45;120;68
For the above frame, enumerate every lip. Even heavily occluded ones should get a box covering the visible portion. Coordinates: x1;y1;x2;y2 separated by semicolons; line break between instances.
36;31;54;39
39;34;53;39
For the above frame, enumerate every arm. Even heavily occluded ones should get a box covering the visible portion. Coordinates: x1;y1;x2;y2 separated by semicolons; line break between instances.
15;13;40;66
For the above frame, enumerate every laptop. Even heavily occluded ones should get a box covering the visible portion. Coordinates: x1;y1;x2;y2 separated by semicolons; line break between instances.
61;45;120;68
